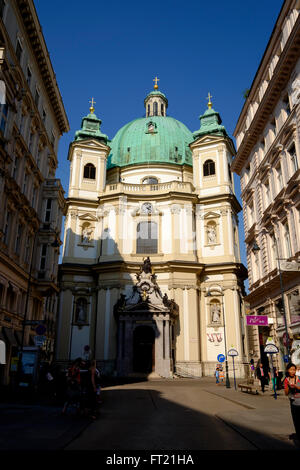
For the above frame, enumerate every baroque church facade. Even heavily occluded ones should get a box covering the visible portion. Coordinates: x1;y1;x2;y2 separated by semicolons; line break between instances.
56;84;247;378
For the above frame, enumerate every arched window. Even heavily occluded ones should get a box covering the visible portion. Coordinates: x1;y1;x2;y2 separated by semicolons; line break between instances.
147;104;150;117
142;177;158;184
161;104;164;116
203;159;215;176
153;102;158;116
137;221;158;254
83;163;96;179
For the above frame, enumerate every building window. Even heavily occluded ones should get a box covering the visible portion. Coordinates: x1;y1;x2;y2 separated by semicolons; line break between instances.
45;199;52;222
27;67;32;86
22;173;28;195
0;103;8;133
161;104;164;116
276;164;283;191
12;155;19;179
31;186;36;209
35;89;40;108
264;181;270;207
40;244;47;271
147;104;150;117
15;223;23;255
283;94;291;117
0;0;6;19
136;221;158;254
16;40;23;62
203;159;216;176
3;211;10;245
289;143;298;173
83;163;96;179
283;222;292;258
142;177;158;184
228;163;232;182
153;102;158;116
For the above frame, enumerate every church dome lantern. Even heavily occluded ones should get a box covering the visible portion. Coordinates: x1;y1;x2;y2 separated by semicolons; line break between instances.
144;77;168;117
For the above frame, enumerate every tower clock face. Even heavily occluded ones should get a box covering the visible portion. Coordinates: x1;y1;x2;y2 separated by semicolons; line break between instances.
142;203;153;214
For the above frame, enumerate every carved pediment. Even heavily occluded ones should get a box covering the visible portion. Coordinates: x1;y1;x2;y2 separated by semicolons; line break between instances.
78;213;98;221
203;211;220;220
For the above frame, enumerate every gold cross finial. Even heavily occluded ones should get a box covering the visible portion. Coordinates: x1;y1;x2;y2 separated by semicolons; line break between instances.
206;92;213;109
153;76;160;90
89;97;96;114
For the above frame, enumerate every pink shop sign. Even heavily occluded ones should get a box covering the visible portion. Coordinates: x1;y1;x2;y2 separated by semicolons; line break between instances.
246;315;269;326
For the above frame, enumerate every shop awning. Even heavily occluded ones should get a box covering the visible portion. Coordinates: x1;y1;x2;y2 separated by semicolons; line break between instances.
2;328;18;347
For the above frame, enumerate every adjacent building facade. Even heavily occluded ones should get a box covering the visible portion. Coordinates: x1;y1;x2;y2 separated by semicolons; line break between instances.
232;0;300;370
0;0;69;385
57;87;247;378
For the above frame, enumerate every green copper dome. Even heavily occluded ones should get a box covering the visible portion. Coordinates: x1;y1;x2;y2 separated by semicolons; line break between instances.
108;116;193;169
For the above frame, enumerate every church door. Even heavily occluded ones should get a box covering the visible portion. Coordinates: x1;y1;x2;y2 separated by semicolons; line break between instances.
133;326;155;373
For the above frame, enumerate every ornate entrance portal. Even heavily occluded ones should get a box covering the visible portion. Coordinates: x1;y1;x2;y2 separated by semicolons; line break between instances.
114;258;178;378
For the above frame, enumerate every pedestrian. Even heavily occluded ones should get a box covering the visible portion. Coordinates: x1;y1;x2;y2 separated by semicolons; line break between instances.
62;358;82;415
284;362;300;440
296;365;300;378
272;366;279;392
215;366;220;385
219;366;224;384
256;361;270;393
85;359;98;419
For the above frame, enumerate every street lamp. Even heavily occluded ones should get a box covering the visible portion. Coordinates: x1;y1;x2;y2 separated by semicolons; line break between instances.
252;240;290;361
207;291;231;388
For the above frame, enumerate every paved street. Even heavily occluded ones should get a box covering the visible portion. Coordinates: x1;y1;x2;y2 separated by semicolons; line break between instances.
66;377;298;451
0;377;299;452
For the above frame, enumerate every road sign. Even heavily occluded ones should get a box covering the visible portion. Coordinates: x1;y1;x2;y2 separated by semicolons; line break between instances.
283;355;290;363
217;354;225;363
264;343;279;354
33;335;46;347
35;324;46;335
228;348;239;357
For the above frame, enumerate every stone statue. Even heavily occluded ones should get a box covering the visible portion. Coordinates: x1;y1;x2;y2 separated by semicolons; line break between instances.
82;226;92;244
76;299;87;323
211;303;221;323
207;225;217;244
142;257;152;274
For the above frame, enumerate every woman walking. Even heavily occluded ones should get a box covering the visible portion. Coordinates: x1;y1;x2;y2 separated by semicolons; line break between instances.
284;362;300;440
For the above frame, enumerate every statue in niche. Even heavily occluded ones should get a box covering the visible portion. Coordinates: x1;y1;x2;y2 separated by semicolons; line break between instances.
211;303;221;324
207;225;217;244
82;225;93;244
75;298;87;324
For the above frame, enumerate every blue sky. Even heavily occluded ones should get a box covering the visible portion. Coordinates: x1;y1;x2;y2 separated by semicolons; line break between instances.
35;0;284;282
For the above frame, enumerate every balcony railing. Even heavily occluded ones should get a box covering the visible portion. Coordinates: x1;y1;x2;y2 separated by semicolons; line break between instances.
104;181;194;195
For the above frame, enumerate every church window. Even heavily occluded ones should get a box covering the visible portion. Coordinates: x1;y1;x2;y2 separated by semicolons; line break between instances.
203;159;215;176
153;102;158;116
161;104;164;116
142;177;158;184
136;221;158;254
84;163;96;179
147;104;150;117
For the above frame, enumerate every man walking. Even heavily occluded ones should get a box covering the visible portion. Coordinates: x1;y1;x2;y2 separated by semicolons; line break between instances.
256;362;270;393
